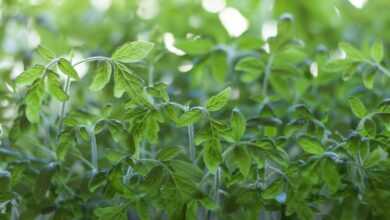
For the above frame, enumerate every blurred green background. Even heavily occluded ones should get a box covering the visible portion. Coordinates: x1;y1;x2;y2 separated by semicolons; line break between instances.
1;0;389;133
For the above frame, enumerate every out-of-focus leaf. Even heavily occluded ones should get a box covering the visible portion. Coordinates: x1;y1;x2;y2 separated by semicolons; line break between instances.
47;72;68;101
90;62;112;91
370;41;384;63
176;109;202;127
112;41;154;63
348;96;367;118
298;136;324;155
58;58;80;80
206;87;231;112
15;65;44;86
203;139;222;174
231;109;246;141
36;45;56;60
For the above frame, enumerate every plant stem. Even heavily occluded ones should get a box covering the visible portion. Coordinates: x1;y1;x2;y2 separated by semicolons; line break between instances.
55;56;111;138
88;126;98;173
187;124;195;163
262;54;274;98
73;56;111;67
56;76;71;138
148;64;154;87
186;105;196;163
366;60;390;77
10;200;18;220
213;167;221;219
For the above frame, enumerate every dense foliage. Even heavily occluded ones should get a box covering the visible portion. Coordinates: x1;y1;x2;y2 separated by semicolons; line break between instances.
0;0;390;219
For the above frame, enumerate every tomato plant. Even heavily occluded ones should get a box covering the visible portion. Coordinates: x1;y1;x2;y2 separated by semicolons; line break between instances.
0;0;389;219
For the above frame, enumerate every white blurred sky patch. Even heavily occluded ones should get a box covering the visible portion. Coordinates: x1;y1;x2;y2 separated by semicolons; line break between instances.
262;20;277;40
90;0;112;11
348;0;367;9
202;0;226;13
11;62;24;80
137;0;159;20
72;52;89;79
219;7;249;37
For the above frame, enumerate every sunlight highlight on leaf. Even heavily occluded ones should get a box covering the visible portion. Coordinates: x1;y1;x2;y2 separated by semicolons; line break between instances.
163;32;186;56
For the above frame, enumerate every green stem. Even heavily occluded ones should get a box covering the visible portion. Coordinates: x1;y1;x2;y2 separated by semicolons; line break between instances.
56;76;71;138
366;60;390;77
376;63;390;77
147;64;157;157
185;105;196;163
71;152;95;170
213;167;221;219
55;56;111;137
88;126;98;173
10;200;18;220
72;56;111;67
262;54;274;99
148;64;154;87
187;124;195;163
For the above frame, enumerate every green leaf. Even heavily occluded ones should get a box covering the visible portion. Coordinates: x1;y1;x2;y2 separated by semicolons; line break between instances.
113;63;145;101
176;109;202;127
236;57;264;82
58;58;80;80
269;75;292;100
89;171;107;193
147;82;169;101
199;196;218;210
371;41;384;63
34;163;58;198
262;180;284;200
143;166;165;193
0;171;11;193
144;115;159;144
232;146;251;177
157;146;184;161
231;109;246;141
321;159;340;193
186;200;198;220
112;41;154;63
205;87;231;112
169;160;203;183
136;200;150;220
36;45;56;60
358;117;376;138
90;62;112;91
25;81;44;123
175;38;213;55
47;72;69;101
235;57;264;74
348;96;367;118
362;70;376;90
113;64;127;98
15;65;44;85
339;42;365;61
209;52;228;83
298;136;324;155
364;147;388;168
56;129;75;161
169;160;203;198
203;139;222;174
94;206;127;220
